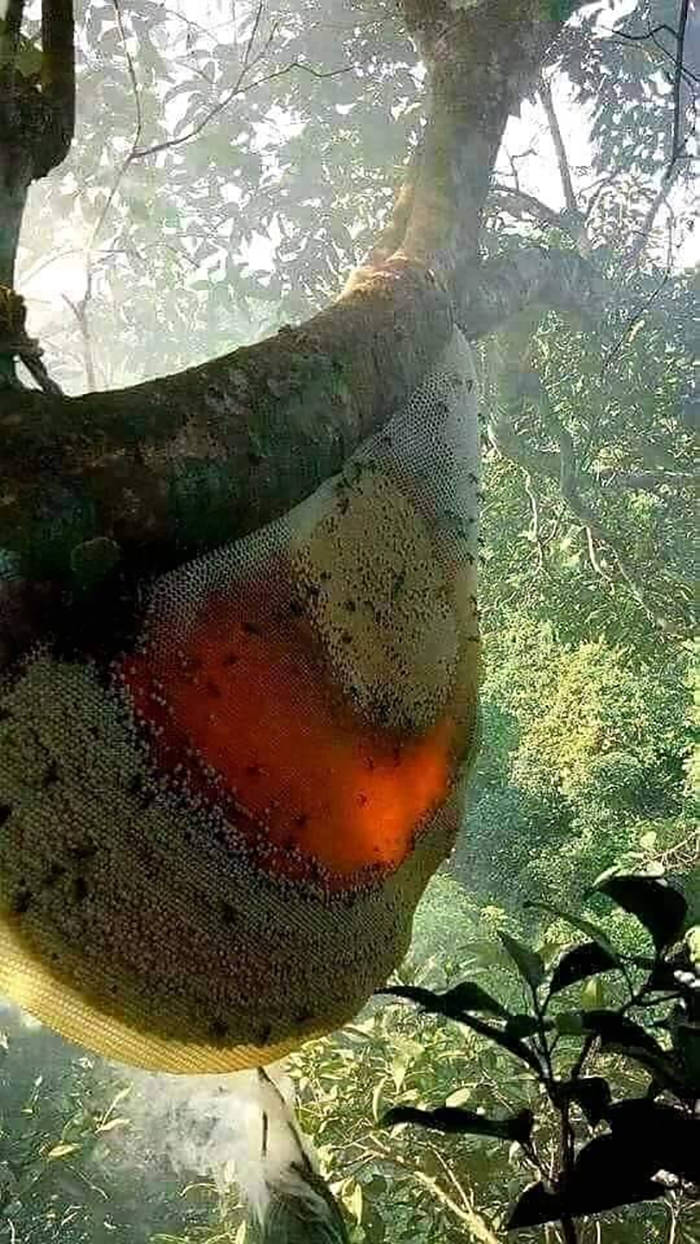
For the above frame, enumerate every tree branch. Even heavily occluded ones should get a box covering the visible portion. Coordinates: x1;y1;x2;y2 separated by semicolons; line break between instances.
457;246;606;337
627;164;682;263
40;0;75;168
1;0;26;85
490;182;565;230
396;0;585;269
667;0;691;177
0;261;453;581
539;72;577;214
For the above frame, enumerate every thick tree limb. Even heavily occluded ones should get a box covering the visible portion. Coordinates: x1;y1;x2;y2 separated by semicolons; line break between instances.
0;244;606;582
538;72;577;214
400;0;577;267
490;182;565;230
0;0;586;646
0;262;453;579
457;246;605;337
40;0;75;170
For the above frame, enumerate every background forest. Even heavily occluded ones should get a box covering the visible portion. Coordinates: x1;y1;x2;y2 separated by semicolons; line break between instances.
1;0;697;1241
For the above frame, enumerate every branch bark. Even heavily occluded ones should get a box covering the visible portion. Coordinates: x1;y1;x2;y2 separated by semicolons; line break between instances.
539;72;577;214
0;0;586;648
1;261;453;579
1;244;605;583
41;0;75;170
400;0;571;269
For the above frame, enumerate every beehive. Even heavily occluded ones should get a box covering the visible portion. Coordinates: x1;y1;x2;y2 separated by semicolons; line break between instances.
0;328;481;1072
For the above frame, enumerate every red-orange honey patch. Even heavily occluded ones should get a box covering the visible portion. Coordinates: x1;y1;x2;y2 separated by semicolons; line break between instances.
119;592;457;879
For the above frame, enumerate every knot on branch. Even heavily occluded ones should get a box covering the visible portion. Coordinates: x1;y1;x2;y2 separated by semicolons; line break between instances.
0;285;40;357
0;285;62;395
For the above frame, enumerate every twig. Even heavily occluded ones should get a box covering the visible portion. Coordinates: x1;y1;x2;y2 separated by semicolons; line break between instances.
62;284;97;391
88;0;143;252
132;60;351;160
628;163;681;262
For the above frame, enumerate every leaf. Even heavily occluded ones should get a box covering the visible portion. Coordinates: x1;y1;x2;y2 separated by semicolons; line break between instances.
508;1127;670;1228
554;1010;586;1036
377;980;509;1021
347;1181;363;1224
549;941;619;996
498;932;544;991
507;1181;561;1230
673;1020;700;1094
505;1014;546;1039
379;986;541;1073
566;1134;666;1216
453;1010;543;1074
382;1104;533;1144
607;1099;700;1183
593;874;688;952
556;1077;612;1126
96;1116;130;1133
371;1079;385;1124
46;1142;81;1160
524;900;617;958
580;1009;666;1057
580;975;606;1010
576;1010;687;1094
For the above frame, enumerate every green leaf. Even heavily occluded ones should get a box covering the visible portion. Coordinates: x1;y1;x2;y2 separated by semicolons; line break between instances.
554;1010;586;1037
379;986;541;1073
377;980;509;1021
556;1076;612;1126
593;874;688;952
505;1014;547;1039
549;941;619;996
507;1181;561;1230
607;1099;700;1183
524;900;618;958
575;1010;688;1094
46;1142;81;1160
382;1104;533;1145
498;932;545;991
580;1010;665;1058
672;1020;700;1095
453;1010;543;1074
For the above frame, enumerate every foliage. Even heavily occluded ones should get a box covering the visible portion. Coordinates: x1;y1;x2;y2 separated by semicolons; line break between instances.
452;617;697;917
379;872;700;1240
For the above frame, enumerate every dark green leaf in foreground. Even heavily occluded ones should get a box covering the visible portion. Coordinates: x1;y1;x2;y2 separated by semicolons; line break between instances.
498;931;545;991
378;986;542;1072
549;941;619;996
506;1180;561;1231
377;981;509;1020
593;874;688;952
573;1010;688;1094
505;1014;546;1039
507;1132;668;1230
607;1099;700;1183
555;1076;612;1126
382;1104;534;1145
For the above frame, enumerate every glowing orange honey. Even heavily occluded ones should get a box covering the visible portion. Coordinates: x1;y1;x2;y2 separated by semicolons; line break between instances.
120;590;457;879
